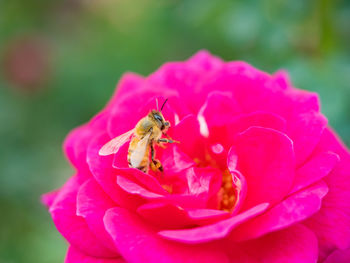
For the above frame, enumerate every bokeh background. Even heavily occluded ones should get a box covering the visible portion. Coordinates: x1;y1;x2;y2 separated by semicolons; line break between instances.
0;0;349;262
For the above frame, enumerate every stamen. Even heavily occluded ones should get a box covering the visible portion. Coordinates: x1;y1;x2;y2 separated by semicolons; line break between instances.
162;184;173;194
218;169;236;212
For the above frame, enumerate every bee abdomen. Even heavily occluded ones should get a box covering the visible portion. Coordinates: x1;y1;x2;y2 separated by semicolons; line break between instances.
127;137;150;172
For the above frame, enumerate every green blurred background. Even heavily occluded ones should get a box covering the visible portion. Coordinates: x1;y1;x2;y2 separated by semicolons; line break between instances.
0;0;349;262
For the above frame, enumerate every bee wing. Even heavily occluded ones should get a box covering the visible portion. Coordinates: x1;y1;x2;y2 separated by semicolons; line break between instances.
129;132;152;168
99;129;135;156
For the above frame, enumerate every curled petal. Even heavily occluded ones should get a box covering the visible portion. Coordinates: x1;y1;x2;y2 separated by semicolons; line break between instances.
63;124;94;180
286;111;328;165
230;180;328;241
104;207;229;263
50;177;117;258
107;88;178;137
208;111;287;156
290;151;339;194
65;246;125;263
270;70;292;90
41;189;59;208
87;133;144;209
77;179;118;253
304;128;350;255
187;50;223;72
199;91;241;129
323;248;350;263
116;176;165;199
234;127;295;210
160;145;196;175
158;203;269;244
169;114;204;159
137;202;230;229
227;224;318;263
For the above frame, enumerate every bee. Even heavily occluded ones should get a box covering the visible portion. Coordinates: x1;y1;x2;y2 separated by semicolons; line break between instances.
99;99;179;173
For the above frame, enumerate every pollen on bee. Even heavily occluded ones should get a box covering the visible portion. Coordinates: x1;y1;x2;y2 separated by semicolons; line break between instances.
218;169;237;212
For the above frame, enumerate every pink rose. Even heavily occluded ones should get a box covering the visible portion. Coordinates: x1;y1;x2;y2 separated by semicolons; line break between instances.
43;51;350;263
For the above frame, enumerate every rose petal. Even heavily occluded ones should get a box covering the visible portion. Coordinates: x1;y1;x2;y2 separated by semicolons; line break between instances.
87;133;144;209
160;145;196;175
116;176;165;199
149;61;213;113
208;111;287;166
323;248;350;263
230;180;328;241
169;114;204;159
107;86;178;137
234;127;295;210
65;246;125;263
185;167;218;197
41;190;59;208
104;207;229;263
137;202;192;228
304;128;350;255
137;202;230;229
63;124;93;180
199;91;241;129
290;151;339;194
229;169;247;214
186;209;231;225
158;203;269;244
77;179;118;253
227;224;318;263
187;50;223;72
50;177;117;258
287;111;328;166
270;70;292;90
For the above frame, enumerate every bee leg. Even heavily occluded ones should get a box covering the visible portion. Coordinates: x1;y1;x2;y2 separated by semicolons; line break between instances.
150;143;163;172
158;138;180;144
150;160;163;172
163;133;180;143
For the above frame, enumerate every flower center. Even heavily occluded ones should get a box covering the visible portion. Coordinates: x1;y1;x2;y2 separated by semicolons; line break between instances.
218;169;236;212
193;148;238;212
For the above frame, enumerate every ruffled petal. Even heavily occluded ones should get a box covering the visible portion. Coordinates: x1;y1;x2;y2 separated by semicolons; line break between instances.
76;179;118;253
169;114;204;160
137;202;230;229
286;111;328;166
186;50;223;72
116;176;165;199
107;86;178;137
323;248;350;263
208;111;287;155
65;246;125;263
304;128;350;256
41;189;59;208
290;151;339;194
104;207;229;263
50;177;117;258
160;145;196;176
227;224;318;263
199;90;241;129
158;203;269;244
148;56;221;113
230;180;328;241
87;133;144;209
63;124;94;180
233;127;295;210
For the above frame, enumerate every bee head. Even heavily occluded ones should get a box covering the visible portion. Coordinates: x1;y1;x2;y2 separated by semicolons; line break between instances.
150;110;170;131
